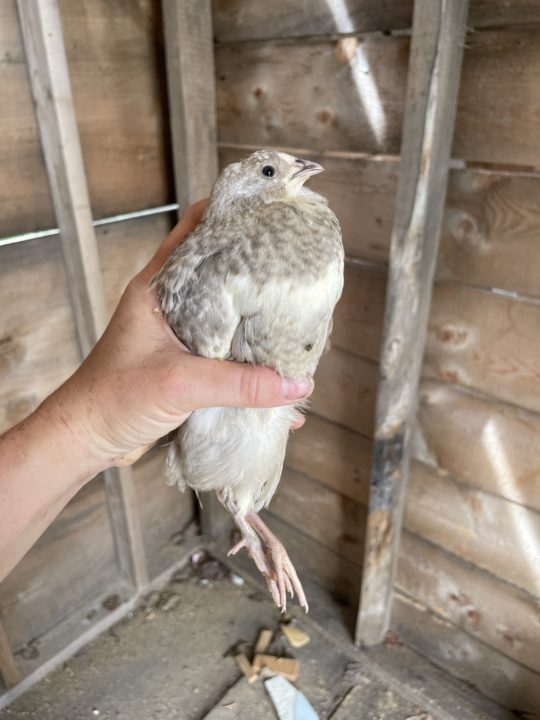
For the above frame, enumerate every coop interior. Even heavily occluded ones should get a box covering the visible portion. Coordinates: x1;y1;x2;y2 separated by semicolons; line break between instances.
1;1;539;719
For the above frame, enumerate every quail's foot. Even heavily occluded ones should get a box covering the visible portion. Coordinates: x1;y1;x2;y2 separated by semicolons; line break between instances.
246;511;308;613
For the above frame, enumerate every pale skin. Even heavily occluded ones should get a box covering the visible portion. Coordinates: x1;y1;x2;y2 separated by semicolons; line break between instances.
0;200;311;584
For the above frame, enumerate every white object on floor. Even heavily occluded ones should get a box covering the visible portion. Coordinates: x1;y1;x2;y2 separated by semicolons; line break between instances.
264;675;319;720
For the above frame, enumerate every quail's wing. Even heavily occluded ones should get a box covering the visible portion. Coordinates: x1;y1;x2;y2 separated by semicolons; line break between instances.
156;208;343;370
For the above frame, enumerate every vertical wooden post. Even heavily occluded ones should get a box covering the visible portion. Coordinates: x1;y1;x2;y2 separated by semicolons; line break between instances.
356;0;469;646
0;622;19;690
17;0;148;589
162;0;227;538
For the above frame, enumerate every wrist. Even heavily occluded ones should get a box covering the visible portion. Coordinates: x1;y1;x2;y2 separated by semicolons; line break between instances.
34;386;107;486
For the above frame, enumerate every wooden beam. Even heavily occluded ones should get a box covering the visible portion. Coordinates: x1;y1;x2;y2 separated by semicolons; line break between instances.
17;0;148;589
162;0;218;211
355;0;469;646
0;622;19;690
162;0;226;538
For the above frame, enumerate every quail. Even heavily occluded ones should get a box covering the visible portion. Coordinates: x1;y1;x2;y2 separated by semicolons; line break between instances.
154;150;344;611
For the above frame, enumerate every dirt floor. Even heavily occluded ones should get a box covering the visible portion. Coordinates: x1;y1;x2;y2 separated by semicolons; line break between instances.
0;554;512;720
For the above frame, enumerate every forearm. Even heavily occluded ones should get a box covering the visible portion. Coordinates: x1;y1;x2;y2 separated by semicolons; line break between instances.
0;394;101;582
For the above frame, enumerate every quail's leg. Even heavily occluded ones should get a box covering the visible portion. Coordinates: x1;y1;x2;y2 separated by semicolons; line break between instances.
246;511;309;613
216;492;282;607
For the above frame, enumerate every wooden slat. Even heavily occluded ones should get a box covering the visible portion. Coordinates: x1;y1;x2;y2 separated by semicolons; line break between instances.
216;30;540;167
163;0;218;211
132;447;195;580
268;459;540;675
416;381;540;512
393;592;540;716
0;622;20;690
213;0;540;42
398;533;540;674
357;0;469;646
311;347;378;437
272;467;366;566
162;0;223;538
17;0;147;589
406;460;540;598
0;0;171;238
0;479;117;651
425;284;540;414
286;413;540;598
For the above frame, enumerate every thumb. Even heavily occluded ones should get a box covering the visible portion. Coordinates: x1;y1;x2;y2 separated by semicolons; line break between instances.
178;354;313;410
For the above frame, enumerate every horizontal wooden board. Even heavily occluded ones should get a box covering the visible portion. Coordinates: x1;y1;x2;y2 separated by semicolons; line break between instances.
425;284;540;415
0;0;54;236
398;532;540;674
310;346;378;437
331;264;540;431
213;1;540;42
0;214;169;435
393;592;540;716
0;477;117;651
271;467;366;566
0;236;80;434
417;381;540;513
288;411;540;595
406;461;540;598
286;413;371;506
0;0;172;237
276;435;540;673
220;147;540;298
132;446;195;580
216;30;540;167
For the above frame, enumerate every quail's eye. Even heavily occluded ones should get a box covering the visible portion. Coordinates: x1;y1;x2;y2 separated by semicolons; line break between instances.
262;165;275;177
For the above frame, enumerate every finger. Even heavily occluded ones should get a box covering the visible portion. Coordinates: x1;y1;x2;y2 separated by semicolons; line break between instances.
139;199;208;283
175;354;314;410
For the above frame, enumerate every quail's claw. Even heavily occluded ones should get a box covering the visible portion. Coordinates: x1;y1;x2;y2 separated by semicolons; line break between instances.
227;539;247;556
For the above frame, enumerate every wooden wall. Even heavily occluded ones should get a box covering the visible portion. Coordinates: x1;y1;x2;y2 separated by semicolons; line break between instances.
0;0;193;682
213;1;540;714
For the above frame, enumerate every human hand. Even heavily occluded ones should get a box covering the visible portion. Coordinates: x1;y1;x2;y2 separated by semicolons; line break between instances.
41;200;311;473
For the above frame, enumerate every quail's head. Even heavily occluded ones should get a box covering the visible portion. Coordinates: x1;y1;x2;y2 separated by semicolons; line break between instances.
210;150;324;210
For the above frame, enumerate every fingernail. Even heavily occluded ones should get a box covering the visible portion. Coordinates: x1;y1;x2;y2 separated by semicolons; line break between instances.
282;377;313;400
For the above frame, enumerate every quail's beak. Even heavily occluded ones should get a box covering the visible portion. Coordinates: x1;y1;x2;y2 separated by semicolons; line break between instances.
292;157;324;179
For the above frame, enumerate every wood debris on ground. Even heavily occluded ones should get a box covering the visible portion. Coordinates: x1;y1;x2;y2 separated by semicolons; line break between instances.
231;624;310;685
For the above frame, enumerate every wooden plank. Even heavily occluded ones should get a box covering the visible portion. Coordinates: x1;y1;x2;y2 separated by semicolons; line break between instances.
393;592;540;716
311;347;378;437
0;622;20;690
163;0;218;211
17;0;147;589
416;380;540;512
279;426;540;671
213;0;540;42
162;0;222;538
216;30;540;167
271;467;366;566
132;446;195;580
406;461;540;598
357;0;469;646
17;0;107;357
286;413;371;506
425;284;540;414
288;411;540;597
0;236;80;435
398;532;540;674
0;478;117;651
262;511;362;607
0;0;54;237
1;0;171;238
